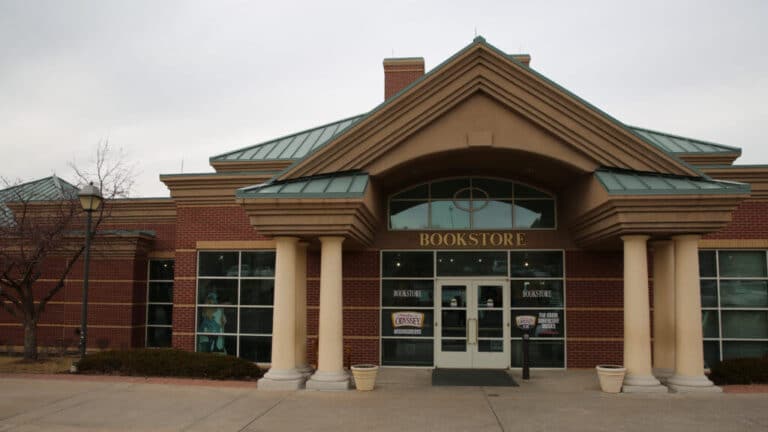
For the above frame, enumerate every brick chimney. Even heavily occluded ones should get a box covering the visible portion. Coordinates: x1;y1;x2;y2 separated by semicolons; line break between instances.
383;57;425;100
510;54;531;66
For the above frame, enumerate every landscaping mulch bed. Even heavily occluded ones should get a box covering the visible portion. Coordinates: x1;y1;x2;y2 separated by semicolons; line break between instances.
0;373;260;388
722;384;768;394
0;356;75;374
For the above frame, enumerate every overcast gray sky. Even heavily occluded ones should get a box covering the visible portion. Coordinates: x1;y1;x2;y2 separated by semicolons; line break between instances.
1;0;766;197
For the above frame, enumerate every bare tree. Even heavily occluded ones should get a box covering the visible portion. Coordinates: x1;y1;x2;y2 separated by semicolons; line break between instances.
0;141;136;360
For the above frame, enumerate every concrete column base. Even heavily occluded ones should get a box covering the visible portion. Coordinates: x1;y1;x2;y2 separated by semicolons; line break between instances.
306;370;350;391
622;374;667;393
258;368;306;391
653;368;674;384
667;375;722;393
296;364;314;378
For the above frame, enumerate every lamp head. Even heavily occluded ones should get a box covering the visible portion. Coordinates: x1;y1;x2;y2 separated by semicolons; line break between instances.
78;182;103;212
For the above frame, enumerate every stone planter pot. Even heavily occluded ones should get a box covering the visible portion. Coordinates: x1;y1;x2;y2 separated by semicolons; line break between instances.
596;365;626;393
351;364;379;391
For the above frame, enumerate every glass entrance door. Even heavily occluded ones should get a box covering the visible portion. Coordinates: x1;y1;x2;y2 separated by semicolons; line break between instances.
435;280;509;368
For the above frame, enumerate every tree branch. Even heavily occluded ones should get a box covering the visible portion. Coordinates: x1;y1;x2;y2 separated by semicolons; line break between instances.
36;245;84;316
0;291;22;319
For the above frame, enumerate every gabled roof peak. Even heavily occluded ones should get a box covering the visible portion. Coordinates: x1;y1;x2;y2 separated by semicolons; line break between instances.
0;175;78;201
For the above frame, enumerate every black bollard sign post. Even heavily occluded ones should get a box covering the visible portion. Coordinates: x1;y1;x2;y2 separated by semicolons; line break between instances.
515;315;537;380
522;332;531;380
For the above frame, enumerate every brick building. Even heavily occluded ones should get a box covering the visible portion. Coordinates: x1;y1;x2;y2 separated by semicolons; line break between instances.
2;37;767;392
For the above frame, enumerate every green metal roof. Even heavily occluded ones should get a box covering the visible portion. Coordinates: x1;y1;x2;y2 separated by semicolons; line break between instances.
628;127;741;154
0;176;79;224
0;175;78;202
595;169;750;195
211;36;742;180
212;114;742;166
210;115;365;163
237;172;369;199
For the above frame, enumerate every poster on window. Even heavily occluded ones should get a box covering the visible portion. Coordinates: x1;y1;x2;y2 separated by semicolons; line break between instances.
536;311;561;337
382;310;433;337
391;311;425;335
511;310;563;338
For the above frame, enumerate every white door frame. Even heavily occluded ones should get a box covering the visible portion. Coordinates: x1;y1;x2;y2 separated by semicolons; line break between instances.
435;279;510;368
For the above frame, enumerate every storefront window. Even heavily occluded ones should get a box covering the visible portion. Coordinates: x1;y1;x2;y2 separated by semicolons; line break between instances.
382;251;433;278
381;251;435;366
720;280;768;308
510;251;563;278
382;280;434;307
510;280;564;308
147;260;173;348
388;178;556;230
436;251;507;277
718;251;767;278
510;251;565;368
381;250;566;368
381;339;434;366
700;250;768;365
511;340;565;368
196;251;275;363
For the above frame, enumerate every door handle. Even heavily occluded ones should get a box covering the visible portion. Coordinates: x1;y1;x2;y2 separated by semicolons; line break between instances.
467;318;477;345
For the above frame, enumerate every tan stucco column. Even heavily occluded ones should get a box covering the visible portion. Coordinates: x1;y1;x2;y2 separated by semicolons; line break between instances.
294;241;312;376
667;234;721;392
258;236;305;390
306;236;350;390
652;240;675;381
621;235;666;393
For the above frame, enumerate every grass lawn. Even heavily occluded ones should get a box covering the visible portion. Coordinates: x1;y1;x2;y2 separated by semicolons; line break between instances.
0;355;75;374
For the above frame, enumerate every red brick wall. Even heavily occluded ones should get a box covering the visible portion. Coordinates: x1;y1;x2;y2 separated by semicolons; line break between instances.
704;201;768;239
102;222;177;251
174;206;268;249
566;250;625;367
307;250;380;366
0;254;149;352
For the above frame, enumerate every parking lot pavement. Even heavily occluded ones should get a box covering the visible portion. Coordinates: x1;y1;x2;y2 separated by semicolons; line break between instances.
1;369;767;431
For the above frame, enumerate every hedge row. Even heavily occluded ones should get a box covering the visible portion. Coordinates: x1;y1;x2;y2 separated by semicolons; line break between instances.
76;349;263;380
709;357;768;385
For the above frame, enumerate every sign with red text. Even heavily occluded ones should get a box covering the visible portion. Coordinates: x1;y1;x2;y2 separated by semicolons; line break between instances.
391;311;425;335
515;315;537;331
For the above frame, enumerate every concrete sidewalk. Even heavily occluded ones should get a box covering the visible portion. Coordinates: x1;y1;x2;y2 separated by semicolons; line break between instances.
1;369;766;431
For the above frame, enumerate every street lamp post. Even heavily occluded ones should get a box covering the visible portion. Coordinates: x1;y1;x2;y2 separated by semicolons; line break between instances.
78;182;103;360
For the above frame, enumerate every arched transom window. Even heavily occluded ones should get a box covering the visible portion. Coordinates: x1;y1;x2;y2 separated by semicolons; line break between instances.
389;177;556;230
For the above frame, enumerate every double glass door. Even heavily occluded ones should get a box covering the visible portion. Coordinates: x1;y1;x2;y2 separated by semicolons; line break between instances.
435;280;509;368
